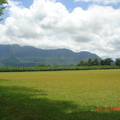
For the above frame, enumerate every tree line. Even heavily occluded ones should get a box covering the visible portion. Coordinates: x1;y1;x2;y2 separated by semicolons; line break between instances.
77;58;120;66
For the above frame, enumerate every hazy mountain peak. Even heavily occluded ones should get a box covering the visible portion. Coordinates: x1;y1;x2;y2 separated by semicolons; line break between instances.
0;44;101;66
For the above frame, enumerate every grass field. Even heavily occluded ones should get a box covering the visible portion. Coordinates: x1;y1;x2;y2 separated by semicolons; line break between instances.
0;69;120;120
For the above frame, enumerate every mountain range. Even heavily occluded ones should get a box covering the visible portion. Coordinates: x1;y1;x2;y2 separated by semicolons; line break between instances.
0;44;101;66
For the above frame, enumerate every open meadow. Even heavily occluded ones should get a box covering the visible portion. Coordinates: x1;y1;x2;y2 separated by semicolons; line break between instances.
0;69;120;120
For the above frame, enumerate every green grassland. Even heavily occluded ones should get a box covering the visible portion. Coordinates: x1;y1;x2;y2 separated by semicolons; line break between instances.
0;69;120;120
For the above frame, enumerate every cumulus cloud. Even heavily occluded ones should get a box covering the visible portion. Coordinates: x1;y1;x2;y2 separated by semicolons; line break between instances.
0;0;120;59
75;0;120;4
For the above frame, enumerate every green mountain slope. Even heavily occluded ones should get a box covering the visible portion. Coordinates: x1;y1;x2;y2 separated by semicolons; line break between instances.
0;44;101;66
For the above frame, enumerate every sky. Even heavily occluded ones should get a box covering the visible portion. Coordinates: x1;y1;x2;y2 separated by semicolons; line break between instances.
0;0;120;59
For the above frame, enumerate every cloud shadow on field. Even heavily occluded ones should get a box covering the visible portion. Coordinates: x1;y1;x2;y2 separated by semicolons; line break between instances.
0;82;120;120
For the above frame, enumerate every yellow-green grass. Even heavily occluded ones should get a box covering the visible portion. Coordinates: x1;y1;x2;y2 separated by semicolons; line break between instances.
0;69;120;120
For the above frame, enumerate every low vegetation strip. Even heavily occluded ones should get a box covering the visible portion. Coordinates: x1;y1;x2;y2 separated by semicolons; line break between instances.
0;65;120;72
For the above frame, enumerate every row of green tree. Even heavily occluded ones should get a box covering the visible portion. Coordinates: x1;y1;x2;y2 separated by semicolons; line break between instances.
77;58;120;66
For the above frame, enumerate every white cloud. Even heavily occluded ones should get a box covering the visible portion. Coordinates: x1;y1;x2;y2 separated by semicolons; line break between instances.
0;0;120;59
75;0;120;4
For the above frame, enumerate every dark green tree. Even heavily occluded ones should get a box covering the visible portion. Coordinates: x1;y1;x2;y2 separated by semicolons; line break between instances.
0;0;8;21
104;58;113;65
77;60;87;66
100;58;113;65
87;58;93;66
77;58;100;66
100;59;105;65
115;58;120;66
92;58;100;65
